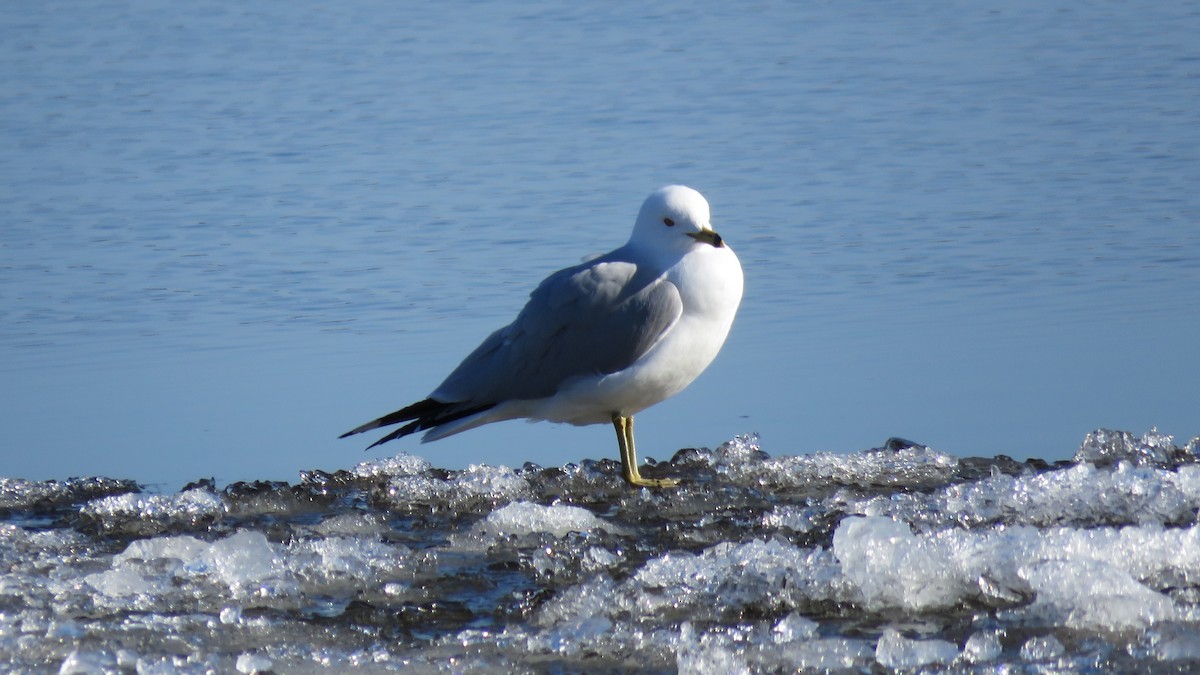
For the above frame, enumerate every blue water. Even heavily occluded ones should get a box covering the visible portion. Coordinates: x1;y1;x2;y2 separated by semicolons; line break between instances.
2;1;1198;488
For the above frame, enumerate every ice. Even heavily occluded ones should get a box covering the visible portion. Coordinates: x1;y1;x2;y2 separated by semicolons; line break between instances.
875;628;959;669
833;514;1200;621
202;530;282;589
761;504;824;534
84;566;163;597
771;612;818;642
219;606;242;624
57;649;114;674
382;463;532;509
847;458;1200;530
2;427;1200;671
235;652;273;674
777;638;875;671
962;629;1004;663
676;622;751;675
627;538;849;620
1145;624;1200;661
79;488;225;535
474;501;611;538
696;434;961;490
0;476;136;517
115;534;210;565
1074;427;1183;467
1020;558;1183;631
1020;634;1066;661
349;451;433;479
834;516;965;610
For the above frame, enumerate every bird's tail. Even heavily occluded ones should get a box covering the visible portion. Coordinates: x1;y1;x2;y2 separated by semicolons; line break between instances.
339;398;494;450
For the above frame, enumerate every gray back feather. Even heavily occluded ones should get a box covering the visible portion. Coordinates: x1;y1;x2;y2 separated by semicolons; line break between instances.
431;248;682;404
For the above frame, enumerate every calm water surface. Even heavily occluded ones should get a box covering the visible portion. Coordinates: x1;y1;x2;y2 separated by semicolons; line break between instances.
1;1;1198;487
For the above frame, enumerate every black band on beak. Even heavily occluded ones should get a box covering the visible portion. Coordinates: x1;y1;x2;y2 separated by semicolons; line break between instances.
687;230;725;248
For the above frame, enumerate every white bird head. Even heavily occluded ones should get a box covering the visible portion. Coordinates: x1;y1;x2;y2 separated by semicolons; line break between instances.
629;185;726;254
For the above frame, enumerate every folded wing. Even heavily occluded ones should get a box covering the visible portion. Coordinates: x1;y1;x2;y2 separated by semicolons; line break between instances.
342;252;683;446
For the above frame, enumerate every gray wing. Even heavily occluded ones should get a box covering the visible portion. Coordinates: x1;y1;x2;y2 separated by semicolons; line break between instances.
430;255;682;405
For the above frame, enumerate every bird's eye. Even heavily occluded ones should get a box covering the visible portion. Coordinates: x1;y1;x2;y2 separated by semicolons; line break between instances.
662;217;675;227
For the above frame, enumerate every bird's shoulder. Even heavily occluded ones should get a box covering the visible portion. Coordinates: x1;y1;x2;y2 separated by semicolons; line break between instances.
432;249;682;403
533;253;642;310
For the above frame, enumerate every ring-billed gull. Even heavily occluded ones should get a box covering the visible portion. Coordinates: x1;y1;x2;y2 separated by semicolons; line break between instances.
341;185;743;487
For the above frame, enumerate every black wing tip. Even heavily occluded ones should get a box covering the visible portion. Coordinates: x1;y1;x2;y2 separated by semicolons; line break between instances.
340;398;459;448
337;422;379;440
340;399;496;450
363;419;423;450
338;398;441;439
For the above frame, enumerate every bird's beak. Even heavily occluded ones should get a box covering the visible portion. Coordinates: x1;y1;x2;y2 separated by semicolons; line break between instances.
687;229;725;248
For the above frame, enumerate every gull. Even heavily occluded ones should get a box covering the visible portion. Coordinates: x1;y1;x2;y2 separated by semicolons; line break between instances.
341;185;743;487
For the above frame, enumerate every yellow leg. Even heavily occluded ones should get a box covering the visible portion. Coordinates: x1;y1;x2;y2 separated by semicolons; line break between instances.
611;414;679;488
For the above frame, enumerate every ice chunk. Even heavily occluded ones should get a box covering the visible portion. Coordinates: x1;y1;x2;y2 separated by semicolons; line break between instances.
628;539;849;620
772;612;819;643
114;534;208;565
1022;461;1199;526
108;530;282;597
0;524;91;581
115;649;138;669
1020;559;1180;631
289;535;409;586
84;567;161;597
310;512;389;537
834;515;1200;631
534;575;622;628
1144;624;1200;661
0;476;137;515
726;442;959;490
133;654;223;674
761;505;823;534
1075;428;1177;467
540;615;616;656
200;530;282;589
875;629;959;669
385;463;531;509
475;501;609;538
235;652;273;674
962;630;1004;663
95;527;413;615
834;516;973;610
676;622;750;675
58;649;115;674
780;639;875;671
82;488;223;519
854;460;1200;530
1020;634;1065;661
448;464;530;498
219;606;242;624
79;488;224;534
351;452;432;478
1187;436;1200;458
46;619;83;639
669;434;768;471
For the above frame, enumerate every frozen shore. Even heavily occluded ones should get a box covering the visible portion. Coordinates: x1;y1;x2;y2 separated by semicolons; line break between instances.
3;428;1199;673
